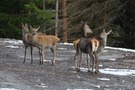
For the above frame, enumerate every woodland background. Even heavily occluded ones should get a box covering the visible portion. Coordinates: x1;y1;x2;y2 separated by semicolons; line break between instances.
0;0;135;49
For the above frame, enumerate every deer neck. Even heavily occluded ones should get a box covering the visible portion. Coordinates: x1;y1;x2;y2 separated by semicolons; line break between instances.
101;37;107;47
97;37;107;54
31;33;39;45
22;32;28;43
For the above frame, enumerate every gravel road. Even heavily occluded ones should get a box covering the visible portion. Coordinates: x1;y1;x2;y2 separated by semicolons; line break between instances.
0;38;135;90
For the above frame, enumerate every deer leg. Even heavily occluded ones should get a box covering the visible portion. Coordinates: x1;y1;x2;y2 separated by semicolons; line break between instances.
39;48;42;65
95;53;99;74
50;47;56;66
30;46;33;64
78;51;82;72
41;48;44;65
74;49;79;70
23;46;28;63
89;53;95;73
87;54;90;72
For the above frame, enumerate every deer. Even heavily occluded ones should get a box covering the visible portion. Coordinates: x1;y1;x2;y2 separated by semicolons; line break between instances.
73;21;93;71
30;26;60;65
21;23;34;64
74;29;112;74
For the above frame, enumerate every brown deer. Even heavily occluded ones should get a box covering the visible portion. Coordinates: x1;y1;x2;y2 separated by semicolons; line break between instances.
74;29;112;73
30;26;60;65
21;23;34;64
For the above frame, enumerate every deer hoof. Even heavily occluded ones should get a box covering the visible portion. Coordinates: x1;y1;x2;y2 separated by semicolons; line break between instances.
94;70;99;74
88;70;93;74
39;62;43;65
75;68;80;72
51;61;55;66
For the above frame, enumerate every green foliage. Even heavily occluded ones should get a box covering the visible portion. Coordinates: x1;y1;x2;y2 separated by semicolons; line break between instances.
25;2;55;20
0;12;28;39
0;0;56;39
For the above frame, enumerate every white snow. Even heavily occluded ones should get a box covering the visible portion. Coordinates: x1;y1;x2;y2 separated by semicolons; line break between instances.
58;47;67;50
98;78;110;81
91;84;100;88
43;59;52;62
4;40;23;45
5;45;19;49
105;46;135;53
71;67;135;76
0;88;20;90
2;39;23;49
100;68;135;76
109;58;116;61
59;42;73;45
35;83;48;88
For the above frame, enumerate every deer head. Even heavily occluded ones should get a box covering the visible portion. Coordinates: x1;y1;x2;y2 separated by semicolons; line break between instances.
21;23;29;36
30;25;40;35
100;29;112;39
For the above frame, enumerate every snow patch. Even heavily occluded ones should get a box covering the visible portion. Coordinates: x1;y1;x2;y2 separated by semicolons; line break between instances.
58;47;67;50
0;88;20;90
100;68;135;76
91;84;100;88
35;83;48;88
43;59;52;62
70;67;135;76
105;46;135;53
4;40;23;45
109;58;116;61
59;43;73;45
98;78;110;81
5;45;19;48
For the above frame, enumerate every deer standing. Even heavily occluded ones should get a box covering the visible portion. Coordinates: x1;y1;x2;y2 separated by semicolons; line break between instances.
21;23;34;63
73;21;93;71
74;29;112;73
30;26;60;65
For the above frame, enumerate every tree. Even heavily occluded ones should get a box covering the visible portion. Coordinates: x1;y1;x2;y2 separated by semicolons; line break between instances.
62;0;68;42
55;0;59;36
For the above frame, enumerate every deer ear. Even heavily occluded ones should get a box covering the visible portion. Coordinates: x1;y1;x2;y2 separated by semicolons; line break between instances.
81;20;84;24
25;23;28;27
103;29;106;32
107;30;112;35
84;21;87;24
29;25;33;30
36;26;40;31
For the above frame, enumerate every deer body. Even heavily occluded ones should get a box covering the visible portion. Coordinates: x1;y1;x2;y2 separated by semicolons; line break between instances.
31;27;60;65
74;29;112;73
21;23;34;64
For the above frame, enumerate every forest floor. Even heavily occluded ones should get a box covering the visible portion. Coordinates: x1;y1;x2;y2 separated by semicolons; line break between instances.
0;38;135;90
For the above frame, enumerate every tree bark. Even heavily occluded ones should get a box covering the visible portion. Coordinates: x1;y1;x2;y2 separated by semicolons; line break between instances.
63;0;68;42
55;0;59;36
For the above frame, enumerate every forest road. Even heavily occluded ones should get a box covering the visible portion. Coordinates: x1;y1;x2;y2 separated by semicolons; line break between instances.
0;38;135;90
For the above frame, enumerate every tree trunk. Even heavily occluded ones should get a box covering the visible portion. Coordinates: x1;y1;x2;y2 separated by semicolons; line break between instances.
63;0;68;42
55;0;59;36
43;0;46;34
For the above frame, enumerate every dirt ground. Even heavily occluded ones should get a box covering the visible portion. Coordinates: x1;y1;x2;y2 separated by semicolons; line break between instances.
0;38;135;90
